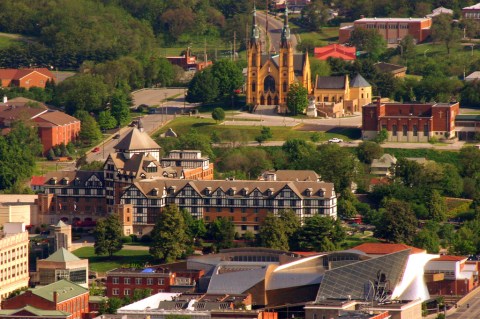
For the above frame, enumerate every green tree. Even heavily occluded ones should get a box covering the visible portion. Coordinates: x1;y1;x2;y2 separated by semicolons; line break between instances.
212;107;226;122
94;214;124;257
357;141;384;164
374;199;418;244
431;14;461;54
98;110;117;130
211;59;243;97
286;83;308;115
349;28;386;60
76;111;102;145
258;213;289;250
426;190;447;222
186;68;219;104
150;204;188;262
207;217;235;249
55;74;109;115
293;215;346;251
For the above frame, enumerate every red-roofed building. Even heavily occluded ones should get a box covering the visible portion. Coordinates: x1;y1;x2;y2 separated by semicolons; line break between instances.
352;243;426;257
0;68;55;89
314;44;356;61
425;255;478;296
0;97;80;154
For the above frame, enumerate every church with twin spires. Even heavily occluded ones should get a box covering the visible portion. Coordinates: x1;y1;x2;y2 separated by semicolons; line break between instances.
246;6;311;109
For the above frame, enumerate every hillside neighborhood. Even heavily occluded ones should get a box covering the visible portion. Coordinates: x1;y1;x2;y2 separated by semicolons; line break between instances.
2;1;480;319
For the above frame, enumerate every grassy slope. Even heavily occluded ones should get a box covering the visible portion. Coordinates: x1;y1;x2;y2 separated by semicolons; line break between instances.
73;247;152;274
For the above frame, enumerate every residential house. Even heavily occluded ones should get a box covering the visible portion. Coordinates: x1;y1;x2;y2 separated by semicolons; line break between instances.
0;68;55;89
1;280;89;319
33;248;89;288
0;223;30;304
370;154;397;176
314;44;356;61
313;74;371;117
339;17;432;44
362;99;460;142
374;62;407;78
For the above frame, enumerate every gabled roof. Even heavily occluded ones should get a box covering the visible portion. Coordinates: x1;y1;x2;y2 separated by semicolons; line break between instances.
114;127;161;151
316;76;347;89
44;247;81;263
352;243;426;255
29;279;88;302
0;305;70;317
350;74;370;88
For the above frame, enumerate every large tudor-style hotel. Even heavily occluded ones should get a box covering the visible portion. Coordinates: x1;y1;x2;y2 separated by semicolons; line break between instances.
39;121;337;236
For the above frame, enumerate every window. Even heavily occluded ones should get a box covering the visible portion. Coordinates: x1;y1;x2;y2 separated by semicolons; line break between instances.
124;289;131;296
158;278;165;285
147;278;153;285
112;277;119;284
124;278;131;284
112;288;119;295
135;278;142;285
392;124;397;136
403;125;408;136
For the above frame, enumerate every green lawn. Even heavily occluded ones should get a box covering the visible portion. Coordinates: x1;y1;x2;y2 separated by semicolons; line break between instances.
156;116;358;141
73;247;153;274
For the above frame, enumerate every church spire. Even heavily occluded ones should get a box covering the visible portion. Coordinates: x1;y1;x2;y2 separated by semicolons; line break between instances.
251;4;260;44
280;1;291;48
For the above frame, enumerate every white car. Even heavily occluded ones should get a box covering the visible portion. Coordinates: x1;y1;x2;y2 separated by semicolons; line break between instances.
328;138;344;143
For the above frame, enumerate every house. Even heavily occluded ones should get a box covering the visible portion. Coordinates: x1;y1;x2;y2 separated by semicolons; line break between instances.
339;17;432;44
0;223;30;304
0;97;80;154
1;280;89;319
463;3;480;19
246;7;311;109
313;74;372;117
33;248;89;288
374;62;407;78
0;68;55;89
427;7;453;18
314;44;356;61
105;262;203;298
362;99;460;142
464;71;480;82
370;154;397;176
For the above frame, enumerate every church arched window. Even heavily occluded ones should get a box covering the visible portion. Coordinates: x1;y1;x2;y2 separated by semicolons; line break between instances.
264;75;275;93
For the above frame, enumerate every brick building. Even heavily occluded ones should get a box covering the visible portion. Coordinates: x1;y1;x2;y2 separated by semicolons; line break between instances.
1;280;89;319
362;100;459;142
105;262;204;298
0;68;55;89
339;17;432;44
0;223;29;304
463;3;480;19
0;97;80;154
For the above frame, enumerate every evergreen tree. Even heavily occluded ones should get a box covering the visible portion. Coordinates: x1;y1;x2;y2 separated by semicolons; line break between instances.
150;204;188;262
94;214;123;257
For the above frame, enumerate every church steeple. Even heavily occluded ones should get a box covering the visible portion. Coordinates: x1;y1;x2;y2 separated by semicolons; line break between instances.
280;2;291;48
251;4;260;45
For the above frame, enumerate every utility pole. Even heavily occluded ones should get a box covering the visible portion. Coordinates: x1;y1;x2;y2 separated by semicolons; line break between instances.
233;31;236;61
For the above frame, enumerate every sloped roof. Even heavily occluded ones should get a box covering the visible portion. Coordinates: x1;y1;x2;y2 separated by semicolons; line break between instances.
350;74;370;88
316;76;347;89
36;111;79;126
352;243;426;255
30;279;88;302
44;248;81;263
114;127;161;151
0;305;70;317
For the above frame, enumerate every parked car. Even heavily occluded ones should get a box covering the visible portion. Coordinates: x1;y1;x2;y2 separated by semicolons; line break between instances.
92;147;100;153
328;138;343;143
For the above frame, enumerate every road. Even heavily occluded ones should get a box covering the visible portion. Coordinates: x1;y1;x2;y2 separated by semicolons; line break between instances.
256;12;298;53
86;88;197;163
